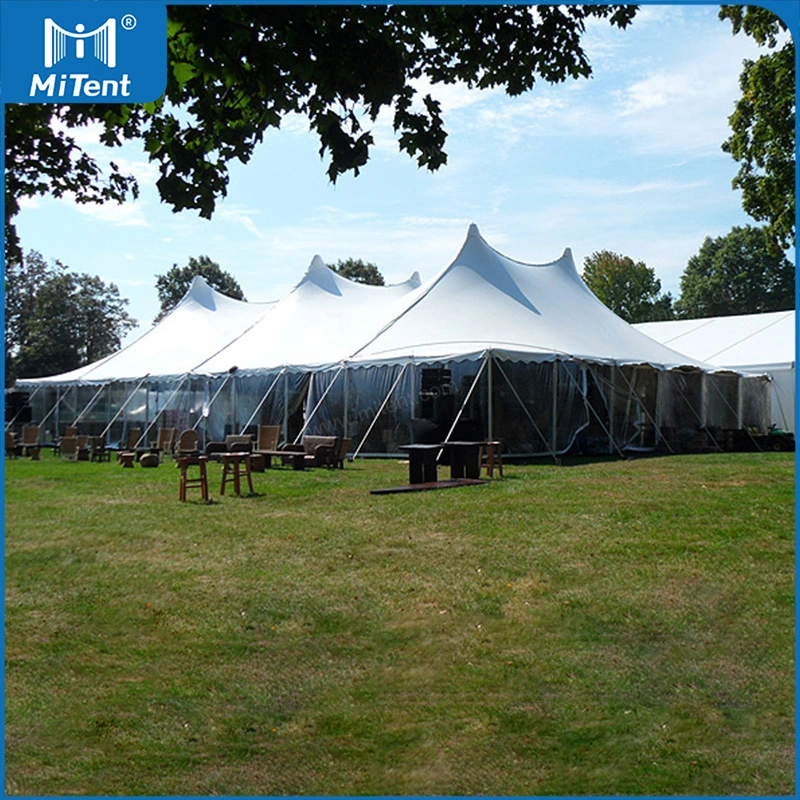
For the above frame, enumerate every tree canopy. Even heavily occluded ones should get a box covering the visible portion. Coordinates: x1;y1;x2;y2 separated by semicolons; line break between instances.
674;225;794;319
155;255;245;322
4;5;638;260
719;5;795;251
5;250;137;384
329;258;385;286
582;250;674;323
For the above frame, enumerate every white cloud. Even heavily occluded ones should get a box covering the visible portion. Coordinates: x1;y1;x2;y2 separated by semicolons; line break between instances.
218;205;266;239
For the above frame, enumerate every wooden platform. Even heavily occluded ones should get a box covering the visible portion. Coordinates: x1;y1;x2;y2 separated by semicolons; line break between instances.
370;478;487;495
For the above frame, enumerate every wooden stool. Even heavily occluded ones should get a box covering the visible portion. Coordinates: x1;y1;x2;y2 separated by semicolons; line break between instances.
480;441;504;478
220;452;254;496
177;456;209;502
119;451;136;468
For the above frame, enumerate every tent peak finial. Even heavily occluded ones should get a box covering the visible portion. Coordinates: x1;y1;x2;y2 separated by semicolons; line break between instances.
308;255;327;272
468;223;481;237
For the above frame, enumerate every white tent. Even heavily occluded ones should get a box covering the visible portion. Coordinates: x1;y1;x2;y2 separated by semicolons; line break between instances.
635;311;795;432
14;225;771;455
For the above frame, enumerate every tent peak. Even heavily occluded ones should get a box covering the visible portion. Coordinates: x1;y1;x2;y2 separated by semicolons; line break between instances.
468;222;481;238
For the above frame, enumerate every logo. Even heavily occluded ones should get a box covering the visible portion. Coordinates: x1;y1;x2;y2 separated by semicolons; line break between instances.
0;2;166;104
44;18;118;69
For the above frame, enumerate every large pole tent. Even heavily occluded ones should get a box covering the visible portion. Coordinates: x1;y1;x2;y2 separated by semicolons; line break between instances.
12;225;771;456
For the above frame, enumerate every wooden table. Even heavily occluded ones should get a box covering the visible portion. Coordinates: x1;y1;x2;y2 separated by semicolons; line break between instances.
399;443;441;484
220;452;254;496
441;441;483;480
257;449;307;470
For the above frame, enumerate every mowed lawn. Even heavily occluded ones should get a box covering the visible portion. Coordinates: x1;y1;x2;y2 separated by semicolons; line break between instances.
4;451;794;796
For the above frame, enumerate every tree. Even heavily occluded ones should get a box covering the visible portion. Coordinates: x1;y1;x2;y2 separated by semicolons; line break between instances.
329;258;385;286
5;250;137;384
155;255;245;322
582;251;674;323
719;5;795;251
674;226;794;319
4;5;639;260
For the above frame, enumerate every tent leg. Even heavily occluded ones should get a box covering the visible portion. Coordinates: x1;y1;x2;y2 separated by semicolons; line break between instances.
344;366;350;439
487;354;494;441
283;372;289;444
551;362;559;455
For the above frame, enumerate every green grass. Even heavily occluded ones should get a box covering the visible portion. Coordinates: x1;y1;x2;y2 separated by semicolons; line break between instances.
4;451;795;795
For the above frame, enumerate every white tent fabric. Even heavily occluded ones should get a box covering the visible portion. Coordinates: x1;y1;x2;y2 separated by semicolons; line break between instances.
351;224;711;368
635;311;795;431
196;257;422;373
22;276;273;384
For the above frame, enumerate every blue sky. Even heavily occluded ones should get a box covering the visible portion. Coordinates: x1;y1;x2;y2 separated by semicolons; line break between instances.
13;3;777;342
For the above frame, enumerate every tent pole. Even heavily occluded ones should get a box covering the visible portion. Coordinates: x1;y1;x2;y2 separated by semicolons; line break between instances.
38;385;70;432
100;374;151;440
551;361;559;454
283;371;289;444
294;364;345;443
495;359;558;461
192;370;235;432
609;367;616;455
614;365;675;454
437;358;488;461
5;385;42;429
73;382;109;427
241;368;286;433
563;363;627;460
136;374;189;446
669;370;725;452
487;353;494;441
352;361;410;460
343;365;350;440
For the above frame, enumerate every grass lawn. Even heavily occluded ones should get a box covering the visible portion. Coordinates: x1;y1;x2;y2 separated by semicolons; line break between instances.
4;450;795;795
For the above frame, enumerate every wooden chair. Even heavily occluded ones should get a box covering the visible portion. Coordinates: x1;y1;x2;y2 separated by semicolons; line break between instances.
257;425;281;452
156;427;177;458
5;430;21;458
60;436;79;461
177;455;209;502
125;427;142;450
89;436;110;462
335;437;351;469
21;425;40;457
480;440;504;478
175;429;200;456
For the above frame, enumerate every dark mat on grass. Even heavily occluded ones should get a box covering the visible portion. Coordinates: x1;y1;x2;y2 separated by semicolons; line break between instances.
370;478;487;495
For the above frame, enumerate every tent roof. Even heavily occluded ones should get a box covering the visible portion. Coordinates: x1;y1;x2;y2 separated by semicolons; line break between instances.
195;257;422;373
18;276;273;385
634;310;795;372
18;226;724;386
350;225;711;369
